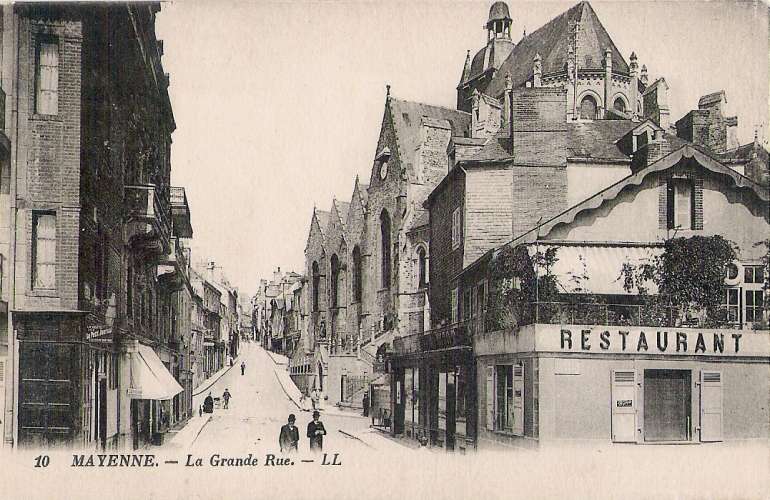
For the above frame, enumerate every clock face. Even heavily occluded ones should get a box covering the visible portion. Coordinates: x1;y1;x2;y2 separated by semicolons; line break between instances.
379;161;388;180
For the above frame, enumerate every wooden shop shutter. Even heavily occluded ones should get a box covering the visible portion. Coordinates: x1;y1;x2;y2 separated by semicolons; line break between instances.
611;370;637;442
699;370;723;442
512;363;524;436
485;365;495;431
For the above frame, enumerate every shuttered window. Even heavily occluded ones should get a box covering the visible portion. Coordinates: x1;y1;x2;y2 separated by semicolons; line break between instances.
699;370;723;442
512;364;524;436
485;365;495;431
36;39;59;115
666;178;696;230
611;370;637;442
32;213;56;289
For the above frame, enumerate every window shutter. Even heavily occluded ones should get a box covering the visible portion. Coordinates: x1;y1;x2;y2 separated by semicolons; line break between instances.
513;363;524;436
485;365;495;431
699;370;723;442
611;370;637;442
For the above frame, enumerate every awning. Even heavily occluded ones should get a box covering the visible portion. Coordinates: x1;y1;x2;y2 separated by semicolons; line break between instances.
128;344;184;400
526;243;662;295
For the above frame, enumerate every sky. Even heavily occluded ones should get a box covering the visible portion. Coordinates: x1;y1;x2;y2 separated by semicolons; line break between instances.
155;0;769;298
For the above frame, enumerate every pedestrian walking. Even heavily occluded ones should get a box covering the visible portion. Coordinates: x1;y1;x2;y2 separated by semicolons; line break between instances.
279;414;299;453
362;391;370;417
203;392;214;413
310;388;320;411
241;361;246;376
222;388;232;409
307;411;326;452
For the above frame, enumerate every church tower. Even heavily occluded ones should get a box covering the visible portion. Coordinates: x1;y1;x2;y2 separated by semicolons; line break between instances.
457;1;515;112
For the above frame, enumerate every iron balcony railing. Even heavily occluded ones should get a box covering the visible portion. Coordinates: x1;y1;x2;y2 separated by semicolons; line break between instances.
393;321;473;355
124;184;172;253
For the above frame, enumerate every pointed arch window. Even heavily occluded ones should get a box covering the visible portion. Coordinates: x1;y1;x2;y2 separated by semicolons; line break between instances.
613;97;626;113
417;246;428;289
380;209;392;289
330;254;340;308
312;261;320;312
580;95;597;120
352;245;362;303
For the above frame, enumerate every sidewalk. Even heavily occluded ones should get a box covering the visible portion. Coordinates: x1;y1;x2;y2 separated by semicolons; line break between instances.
338;426;410;453
163;414;212;450
265;349;288;365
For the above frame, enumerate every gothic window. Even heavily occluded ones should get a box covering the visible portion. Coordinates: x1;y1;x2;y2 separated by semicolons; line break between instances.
579;95;597;120
352;245;362;302
417;246;428;288
330;254;340;308
613;97;626;113
380;209;392;289
312;261;320;311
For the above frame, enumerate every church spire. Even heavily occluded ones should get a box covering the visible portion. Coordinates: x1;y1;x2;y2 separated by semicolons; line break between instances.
459;50;472;84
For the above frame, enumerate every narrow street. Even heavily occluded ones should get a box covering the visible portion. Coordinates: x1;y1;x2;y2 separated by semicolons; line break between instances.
187;343;374;455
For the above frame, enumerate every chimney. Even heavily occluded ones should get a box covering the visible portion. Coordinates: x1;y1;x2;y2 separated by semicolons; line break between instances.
603;48;612;118
726;116;739;150
533;53;542;87
629;52;639;121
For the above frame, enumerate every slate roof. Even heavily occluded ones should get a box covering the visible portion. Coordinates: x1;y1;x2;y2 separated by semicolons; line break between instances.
482;1;629;97
389;97;471;180
334;200;350;228
315;210;332;238
568;120;637;160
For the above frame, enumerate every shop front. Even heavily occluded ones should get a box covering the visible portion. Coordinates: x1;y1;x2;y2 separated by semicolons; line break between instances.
475;324;770;450
125;341;184;448
392;324;477;452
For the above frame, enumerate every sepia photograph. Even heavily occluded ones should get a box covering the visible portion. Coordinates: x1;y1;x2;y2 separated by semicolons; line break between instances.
0;0;768;498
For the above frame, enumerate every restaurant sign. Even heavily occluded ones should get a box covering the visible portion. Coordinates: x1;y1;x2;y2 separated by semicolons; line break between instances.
533;324;770;357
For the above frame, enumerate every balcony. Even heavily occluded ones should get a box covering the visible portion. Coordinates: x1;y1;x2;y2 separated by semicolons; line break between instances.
393;321;472;355
158;238;188;291
124;184;172;258
512;301;766;330
170;186;193;238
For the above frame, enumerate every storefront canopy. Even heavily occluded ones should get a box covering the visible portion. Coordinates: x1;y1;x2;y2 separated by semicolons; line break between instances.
129;344;184;400
526;242;662;295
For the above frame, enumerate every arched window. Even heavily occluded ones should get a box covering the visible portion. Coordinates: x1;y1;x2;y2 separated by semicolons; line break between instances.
579;95;597;120
330;254;340;308
613;97;626;113
312;261;320;311
417;246;428;288
352;245;362;303
380;209;391;289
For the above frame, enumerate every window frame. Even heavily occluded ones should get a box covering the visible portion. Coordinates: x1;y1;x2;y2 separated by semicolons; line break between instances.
31;211;57;290
451;207;462;250
667;177;695;230
35;35;60;116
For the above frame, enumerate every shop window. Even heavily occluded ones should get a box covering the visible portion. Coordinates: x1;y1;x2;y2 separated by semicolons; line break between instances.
486;363;524;436
666;178;694;230
35;37;59;115
32;212;56;289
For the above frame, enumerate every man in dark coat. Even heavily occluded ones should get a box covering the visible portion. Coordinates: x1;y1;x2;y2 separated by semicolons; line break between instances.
307;411;326;452
203;392;214;413
279;414;299;453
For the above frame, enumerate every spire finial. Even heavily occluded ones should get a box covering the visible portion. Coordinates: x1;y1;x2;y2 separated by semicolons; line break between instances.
386;84;391;97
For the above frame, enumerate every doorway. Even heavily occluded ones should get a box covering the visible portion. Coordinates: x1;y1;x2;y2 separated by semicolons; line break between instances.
643;369;691;442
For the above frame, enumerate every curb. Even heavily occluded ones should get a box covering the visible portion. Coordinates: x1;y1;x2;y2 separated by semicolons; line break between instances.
189;415;212;447
338;429;373;448
192;351;244;397
273;368;302;410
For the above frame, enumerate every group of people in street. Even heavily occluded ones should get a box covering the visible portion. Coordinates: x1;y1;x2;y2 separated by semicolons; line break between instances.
279;411;326;453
